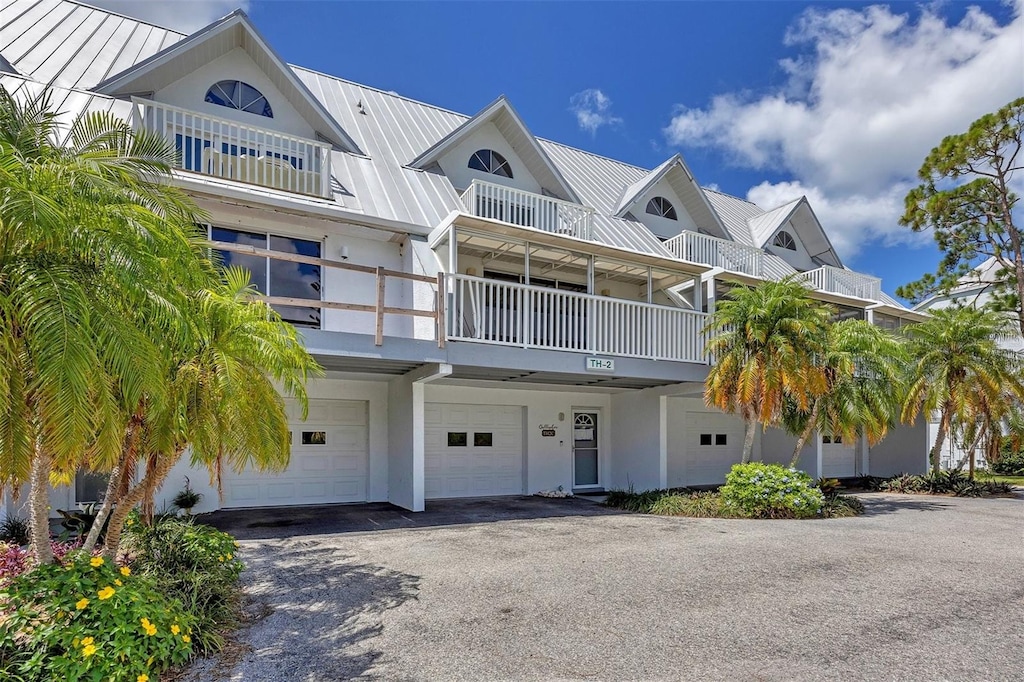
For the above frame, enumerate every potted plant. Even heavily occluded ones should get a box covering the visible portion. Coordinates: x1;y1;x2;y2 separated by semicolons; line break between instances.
172;478;203;515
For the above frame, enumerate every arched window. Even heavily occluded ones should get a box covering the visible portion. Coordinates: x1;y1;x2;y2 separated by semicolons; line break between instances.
468;149;513;178
205;80;273;118
645;196;677;221
773;231;797;251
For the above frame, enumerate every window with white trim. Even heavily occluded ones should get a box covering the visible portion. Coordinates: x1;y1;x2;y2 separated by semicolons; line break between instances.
773;231;797;251
205;80;273;118
645;196;678;221
468;149;513;178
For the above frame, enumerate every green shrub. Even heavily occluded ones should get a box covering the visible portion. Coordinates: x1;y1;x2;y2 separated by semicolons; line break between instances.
122;515;243;655
0;517;29;546
719;463;824;518
991;445;1024;475
0;551;194;682
822;494;865;518
604;487;694;514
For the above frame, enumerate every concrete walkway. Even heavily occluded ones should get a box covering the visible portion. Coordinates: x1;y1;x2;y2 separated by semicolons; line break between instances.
189;493;1024;681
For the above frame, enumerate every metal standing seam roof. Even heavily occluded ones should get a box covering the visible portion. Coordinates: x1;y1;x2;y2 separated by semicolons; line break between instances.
746;198;803;247
0;0;907;302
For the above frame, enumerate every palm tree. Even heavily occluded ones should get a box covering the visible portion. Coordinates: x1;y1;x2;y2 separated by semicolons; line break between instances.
782;319;907;467
704;277;833;463
0;86;209;562
93;269;322;557
902;307;1024;475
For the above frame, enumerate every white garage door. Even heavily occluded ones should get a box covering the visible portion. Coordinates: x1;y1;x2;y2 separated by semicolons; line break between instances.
822;436;857;478
681;411;747;485
221;399;368;508
425;403;523;499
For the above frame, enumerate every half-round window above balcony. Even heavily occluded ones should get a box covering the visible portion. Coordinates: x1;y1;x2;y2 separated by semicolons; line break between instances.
468;149;513;178
645;196;677;221
773;231;797;251
204;80;274;118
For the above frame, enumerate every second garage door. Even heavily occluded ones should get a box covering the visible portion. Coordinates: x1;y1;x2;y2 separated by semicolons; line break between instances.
425;403;524;499
220;399;368;508
677;410;747;486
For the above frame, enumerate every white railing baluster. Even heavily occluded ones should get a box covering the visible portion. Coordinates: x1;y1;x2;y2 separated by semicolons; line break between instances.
664;231;764;277
797;265;881;301
458;179;594;240
131;97;333;199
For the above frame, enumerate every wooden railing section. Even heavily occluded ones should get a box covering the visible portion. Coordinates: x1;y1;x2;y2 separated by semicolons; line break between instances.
209;241;445;347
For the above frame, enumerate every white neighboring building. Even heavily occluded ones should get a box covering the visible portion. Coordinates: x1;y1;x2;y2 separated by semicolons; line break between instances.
916;258;1024;469
0;1;929;520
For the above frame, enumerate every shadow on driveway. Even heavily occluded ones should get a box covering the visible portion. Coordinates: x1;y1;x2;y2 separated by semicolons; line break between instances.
201;496;626;540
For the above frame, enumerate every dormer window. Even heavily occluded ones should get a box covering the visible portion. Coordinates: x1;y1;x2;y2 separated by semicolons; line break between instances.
468;149;513;178
205;80;273;118
645;196;677;221
773;231;797;251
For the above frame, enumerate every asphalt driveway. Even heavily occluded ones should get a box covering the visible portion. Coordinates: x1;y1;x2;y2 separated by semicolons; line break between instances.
189;494;1024;681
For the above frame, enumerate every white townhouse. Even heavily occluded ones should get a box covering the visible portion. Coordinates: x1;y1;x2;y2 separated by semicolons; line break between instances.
1;1;930;517
915;258;1024;470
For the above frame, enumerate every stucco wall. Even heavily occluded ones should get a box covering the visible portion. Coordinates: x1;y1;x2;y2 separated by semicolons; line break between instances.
869;418;928;476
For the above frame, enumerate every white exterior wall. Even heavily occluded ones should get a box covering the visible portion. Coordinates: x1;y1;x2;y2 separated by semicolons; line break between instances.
436;122;542;195
388;373;419;511
869;419;929;477
424;384;612;494
154;47;317;141
665;397;762;487
608;390;667;491
762;427;819;475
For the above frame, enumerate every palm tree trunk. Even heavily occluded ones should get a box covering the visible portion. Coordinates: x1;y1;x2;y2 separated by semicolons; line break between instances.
742;417;756;463
28;441;53;565
929;407;951;476
81;464;120;553
790;401;820;468
103;451;179;559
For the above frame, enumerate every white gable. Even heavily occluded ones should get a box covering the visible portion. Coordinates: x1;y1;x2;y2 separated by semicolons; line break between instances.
633;177;698;239
154;47;316;141
435;121;542;195
765;221;817;272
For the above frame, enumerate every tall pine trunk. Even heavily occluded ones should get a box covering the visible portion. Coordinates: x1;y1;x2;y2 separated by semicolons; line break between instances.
28;442;53;564
790;400;820;468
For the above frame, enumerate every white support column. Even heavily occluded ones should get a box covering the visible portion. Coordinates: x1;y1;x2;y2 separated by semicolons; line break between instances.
586;254;594;294
389;363;452;512
859;433;870;476
646;266;653;303
525;242;531;286
706;276;716;315
814;431;824;479
448;227;458;274
658;395;669;488
692;275;702;311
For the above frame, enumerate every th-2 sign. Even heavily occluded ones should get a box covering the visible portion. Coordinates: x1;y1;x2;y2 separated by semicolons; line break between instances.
585;357;615;372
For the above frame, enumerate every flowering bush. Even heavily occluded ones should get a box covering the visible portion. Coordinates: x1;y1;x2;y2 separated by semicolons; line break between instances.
720;463;824;518
122;515;243;654
0;550;194;681
0;540;86;587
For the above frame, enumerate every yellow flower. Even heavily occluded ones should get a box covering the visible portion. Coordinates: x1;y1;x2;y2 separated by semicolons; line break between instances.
82;644;97;657
171;624;180;635
120;566;131;576
90;556;104;568
226;553;233;560
75;598;90;610
97;586;115;600
217;555;224;562
126;518;133;526
182;635;191;644
114;579;122;586
138;675;149;682
80;636;94;647
140;617;151;627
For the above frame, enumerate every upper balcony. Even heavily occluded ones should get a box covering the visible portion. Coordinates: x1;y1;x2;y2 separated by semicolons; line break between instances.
663;231;764;278
459;179;595;241
131;98;333;199
799;265;881;301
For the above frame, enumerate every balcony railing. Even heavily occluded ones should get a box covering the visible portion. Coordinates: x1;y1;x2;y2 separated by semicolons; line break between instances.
664;231;764;277
131;98;333;199
447;274;706;363
799;265;881;300
459;179;594;240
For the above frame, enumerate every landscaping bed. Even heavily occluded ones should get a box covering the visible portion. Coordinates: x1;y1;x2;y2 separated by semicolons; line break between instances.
863;470;1018;497
0;514;244;682
605;463;865;519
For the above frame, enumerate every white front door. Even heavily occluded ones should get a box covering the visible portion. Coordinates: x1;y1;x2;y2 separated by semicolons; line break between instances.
572;412;600;488
821;435;857;478
425;403;524;498
220;399;368;508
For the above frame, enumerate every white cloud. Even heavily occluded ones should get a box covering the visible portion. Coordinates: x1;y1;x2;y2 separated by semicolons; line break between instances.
664;2;1024;259
87;0;249;33
570;89;623;135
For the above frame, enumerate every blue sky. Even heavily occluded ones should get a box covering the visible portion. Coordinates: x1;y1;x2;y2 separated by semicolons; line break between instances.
104;0;1024;300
